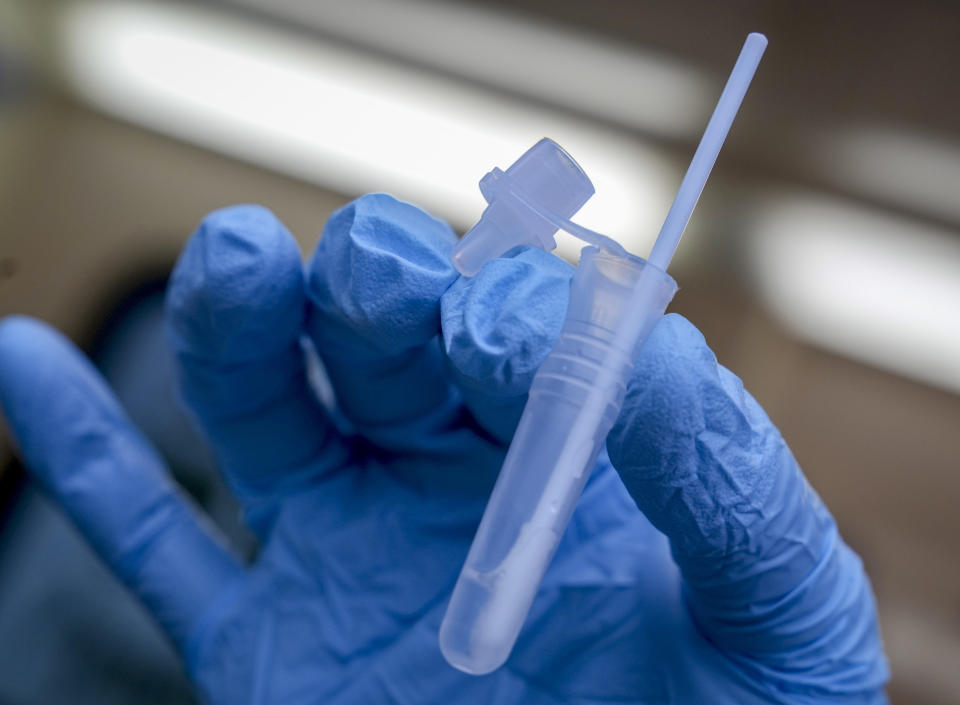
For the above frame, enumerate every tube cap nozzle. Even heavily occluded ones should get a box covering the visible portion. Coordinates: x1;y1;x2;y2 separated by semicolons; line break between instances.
451;138;595;276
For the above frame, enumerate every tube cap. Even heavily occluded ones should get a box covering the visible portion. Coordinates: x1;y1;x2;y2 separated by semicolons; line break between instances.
451;138;595;276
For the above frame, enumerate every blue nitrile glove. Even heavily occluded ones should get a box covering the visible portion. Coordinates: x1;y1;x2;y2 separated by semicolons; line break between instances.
0;193;888;704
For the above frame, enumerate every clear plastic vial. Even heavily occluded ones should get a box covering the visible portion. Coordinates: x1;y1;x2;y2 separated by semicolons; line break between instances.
439;247;676;674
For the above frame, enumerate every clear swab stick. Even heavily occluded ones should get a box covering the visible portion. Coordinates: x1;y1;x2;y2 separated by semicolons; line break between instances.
440;33;767;676
648;32;768;270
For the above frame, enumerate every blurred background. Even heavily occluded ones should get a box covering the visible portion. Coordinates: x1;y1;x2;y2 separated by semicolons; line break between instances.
0;0;958;703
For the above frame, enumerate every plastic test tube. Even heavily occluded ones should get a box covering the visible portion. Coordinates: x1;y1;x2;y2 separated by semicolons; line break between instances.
440;33;768;675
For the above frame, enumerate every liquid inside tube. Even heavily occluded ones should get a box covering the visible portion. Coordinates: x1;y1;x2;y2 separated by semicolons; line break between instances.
439;386;604;675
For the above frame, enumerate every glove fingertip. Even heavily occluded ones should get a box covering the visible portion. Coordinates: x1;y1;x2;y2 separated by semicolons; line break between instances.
307;193;459;351
441;247;572;396
0;315;94;408
0;316;54;418
0;316;130;472
167;204;305;363
0;313;47;361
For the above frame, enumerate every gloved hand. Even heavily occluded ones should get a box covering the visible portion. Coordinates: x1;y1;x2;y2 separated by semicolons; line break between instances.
0;193;888;704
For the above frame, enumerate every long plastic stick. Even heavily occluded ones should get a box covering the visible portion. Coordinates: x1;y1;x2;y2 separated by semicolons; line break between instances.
647;32;767;270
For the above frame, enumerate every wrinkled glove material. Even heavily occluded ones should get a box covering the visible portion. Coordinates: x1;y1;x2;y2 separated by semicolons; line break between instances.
0;193;888;704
